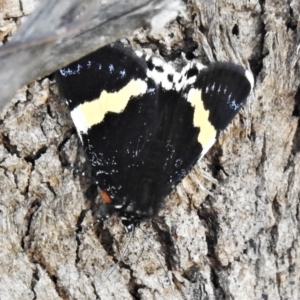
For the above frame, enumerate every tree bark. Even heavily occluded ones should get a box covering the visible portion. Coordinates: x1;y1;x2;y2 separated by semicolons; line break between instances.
0;0;299;299
0;0;182;111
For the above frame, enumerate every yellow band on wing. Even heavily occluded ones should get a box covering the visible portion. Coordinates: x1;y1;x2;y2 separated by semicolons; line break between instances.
71;79;147;135
187;88;217;156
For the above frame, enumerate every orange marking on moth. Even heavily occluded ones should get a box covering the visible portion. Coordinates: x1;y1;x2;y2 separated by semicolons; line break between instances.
101;190;112;203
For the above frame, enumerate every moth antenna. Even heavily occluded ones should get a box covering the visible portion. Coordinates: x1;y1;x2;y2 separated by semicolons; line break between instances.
139;227;175;294
101;226;135;284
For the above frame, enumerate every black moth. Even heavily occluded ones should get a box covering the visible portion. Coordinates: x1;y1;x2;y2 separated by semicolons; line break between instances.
56;42;253;232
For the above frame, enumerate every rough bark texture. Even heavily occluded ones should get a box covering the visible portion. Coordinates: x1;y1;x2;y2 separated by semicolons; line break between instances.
0;0;182;111
1;0;300;300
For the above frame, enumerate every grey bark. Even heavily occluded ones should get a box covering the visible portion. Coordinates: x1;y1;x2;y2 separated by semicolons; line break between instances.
0;0;183;111
0;0;300;299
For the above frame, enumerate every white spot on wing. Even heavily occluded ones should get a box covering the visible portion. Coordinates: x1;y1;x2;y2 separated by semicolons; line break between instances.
119;69;126;78
109;64;114;73
60;64;83;76
245;69;254;90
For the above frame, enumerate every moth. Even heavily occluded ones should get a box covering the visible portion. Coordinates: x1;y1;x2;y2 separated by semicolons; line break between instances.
56;42;253;232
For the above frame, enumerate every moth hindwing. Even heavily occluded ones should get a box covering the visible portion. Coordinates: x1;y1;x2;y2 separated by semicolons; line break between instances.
56;42;253;232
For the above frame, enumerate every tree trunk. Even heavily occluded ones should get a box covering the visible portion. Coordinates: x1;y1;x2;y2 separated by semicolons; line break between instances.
0;0;299;299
